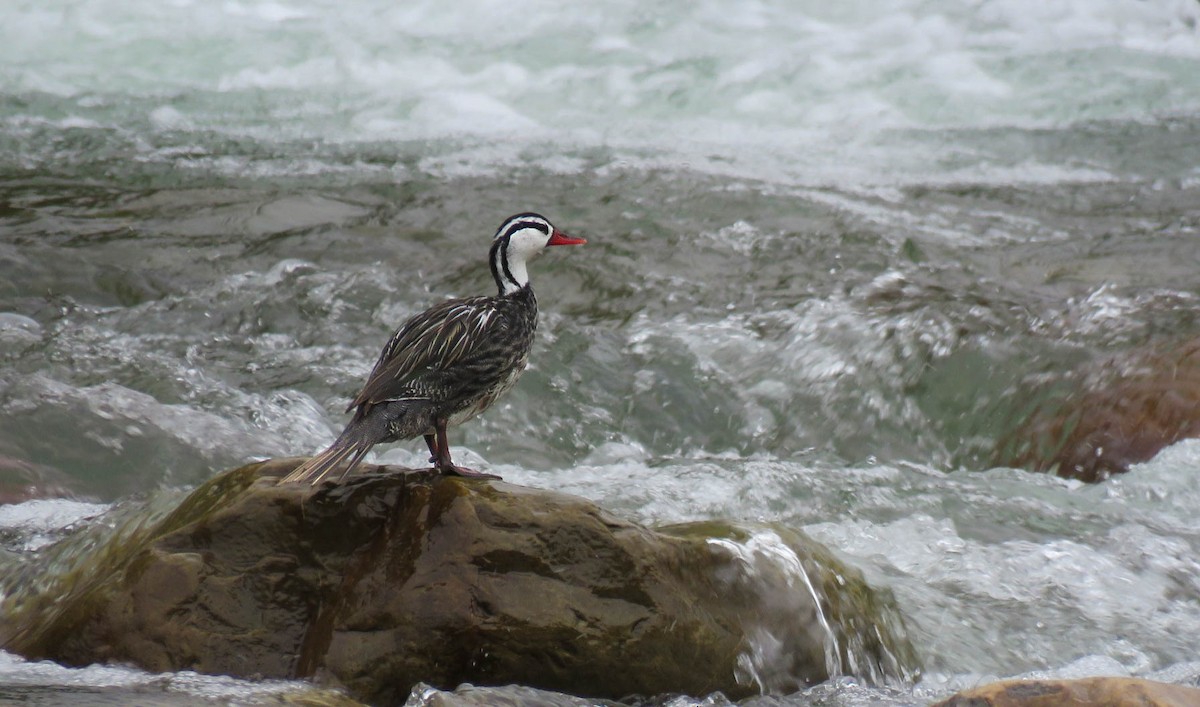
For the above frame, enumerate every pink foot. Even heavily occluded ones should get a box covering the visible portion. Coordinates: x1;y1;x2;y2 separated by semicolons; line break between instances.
435;463;501;480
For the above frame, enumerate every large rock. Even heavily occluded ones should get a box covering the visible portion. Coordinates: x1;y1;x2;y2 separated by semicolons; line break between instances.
934;676;1200;706
995;338;1200;481
1;458;917;704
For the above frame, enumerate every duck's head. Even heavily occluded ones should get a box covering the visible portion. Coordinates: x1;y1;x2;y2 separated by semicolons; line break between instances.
490;212;586;295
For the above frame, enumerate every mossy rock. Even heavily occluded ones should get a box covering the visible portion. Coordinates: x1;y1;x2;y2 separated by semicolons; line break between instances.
2;458;918;703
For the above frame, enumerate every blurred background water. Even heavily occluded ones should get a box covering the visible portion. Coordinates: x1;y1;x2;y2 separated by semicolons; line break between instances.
2;0;1200;704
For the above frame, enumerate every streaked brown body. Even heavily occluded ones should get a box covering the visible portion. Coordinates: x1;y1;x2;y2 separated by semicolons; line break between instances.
364;288;537;444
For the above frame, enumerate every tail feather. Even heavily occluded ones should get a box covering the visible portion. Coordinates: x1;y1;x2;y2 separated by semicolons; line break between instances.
280;435;373;486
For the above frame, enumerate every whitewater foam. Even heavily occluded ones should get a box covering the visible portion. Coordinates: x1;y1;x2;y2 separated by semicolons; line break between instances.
3;0;1197;184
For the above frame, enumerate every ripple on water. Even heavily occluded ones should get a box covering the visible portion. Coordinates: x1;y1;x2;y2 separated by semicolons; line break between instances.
0;499;109;553
0;649;326;704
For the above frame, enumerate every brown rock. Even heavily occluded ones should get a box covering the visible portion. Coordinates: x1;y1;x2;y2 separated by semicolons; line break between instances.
1;458;918;704
934;676;1200;707
995;338;1200;481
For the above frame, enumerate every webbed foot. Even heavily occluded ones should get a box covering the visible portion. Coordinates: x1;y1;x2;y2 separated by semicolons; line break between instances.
435;463;501;480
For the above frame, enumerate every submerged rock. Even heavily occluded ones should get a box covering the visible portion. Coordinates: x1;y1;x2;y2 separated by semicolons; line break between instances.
0;454;79;504
933;676;1200;707
1;458;918;704
995;338;1200;481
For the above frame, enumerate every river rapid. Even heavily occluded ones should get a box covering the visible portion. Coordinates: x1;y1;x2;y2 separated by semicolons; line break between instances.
2;0;1200;705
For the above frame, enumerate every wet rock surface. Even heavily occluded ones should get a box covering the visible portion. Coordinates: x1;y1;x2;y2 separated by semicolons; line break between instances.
0;458;917;704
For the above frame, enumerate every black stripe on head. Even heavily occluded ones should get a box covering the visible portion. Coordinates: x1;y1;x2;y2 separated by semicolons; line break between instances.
496;212;551;241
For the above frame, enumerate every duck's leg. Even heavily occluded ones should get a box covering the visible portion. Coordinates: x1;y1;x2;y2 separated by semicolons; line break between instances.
424;433;438;464
432;418;501;479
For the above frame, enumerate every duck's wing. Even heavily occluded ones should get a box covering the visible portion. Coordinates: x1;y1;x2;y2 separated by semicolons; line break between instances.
348;296;505;412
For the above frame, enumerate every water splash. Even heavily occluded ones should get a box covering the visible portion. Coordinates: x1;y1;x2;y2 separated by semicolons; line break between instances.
708;530;843;693
703;528;919;694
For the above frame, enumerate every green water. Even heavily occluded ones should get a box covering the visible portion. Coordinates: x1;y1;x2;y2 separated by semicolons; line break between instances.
2;132;1199;703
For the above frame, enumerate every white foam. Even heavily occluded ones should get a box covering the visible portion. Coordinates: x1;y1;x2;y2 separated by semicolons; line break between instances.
410;91;541;136
0;499;110;552
148;105;190;130
2;0;1196;184
0;649;313;699
0;500;108;532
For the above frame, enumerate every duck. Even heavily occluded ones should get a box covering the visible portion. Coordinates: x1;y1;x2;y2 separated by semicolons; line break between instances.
280;212;586;485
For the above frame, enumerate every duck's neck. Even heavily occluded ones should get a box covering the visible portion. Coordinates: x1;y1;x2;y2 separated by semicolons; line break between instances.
490;237;529;296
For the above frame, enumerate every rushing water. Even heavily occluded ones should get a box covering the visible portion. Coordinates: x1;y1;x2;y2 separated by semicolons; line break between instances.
2;0;1200;704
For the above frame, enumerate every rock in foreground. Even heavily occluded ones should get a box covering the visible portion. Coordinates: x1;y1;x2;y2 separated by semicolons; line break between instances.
2;458;917;703
934;676;1200;707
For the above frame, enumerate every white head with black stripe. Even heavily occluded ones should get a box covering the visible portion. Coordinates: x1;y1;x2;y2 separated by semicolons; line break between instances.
489;212;586;296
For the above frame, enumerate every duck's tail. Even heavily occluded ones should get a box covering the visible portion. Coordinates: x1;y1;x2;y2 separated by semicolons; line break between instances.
279;430;375;486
